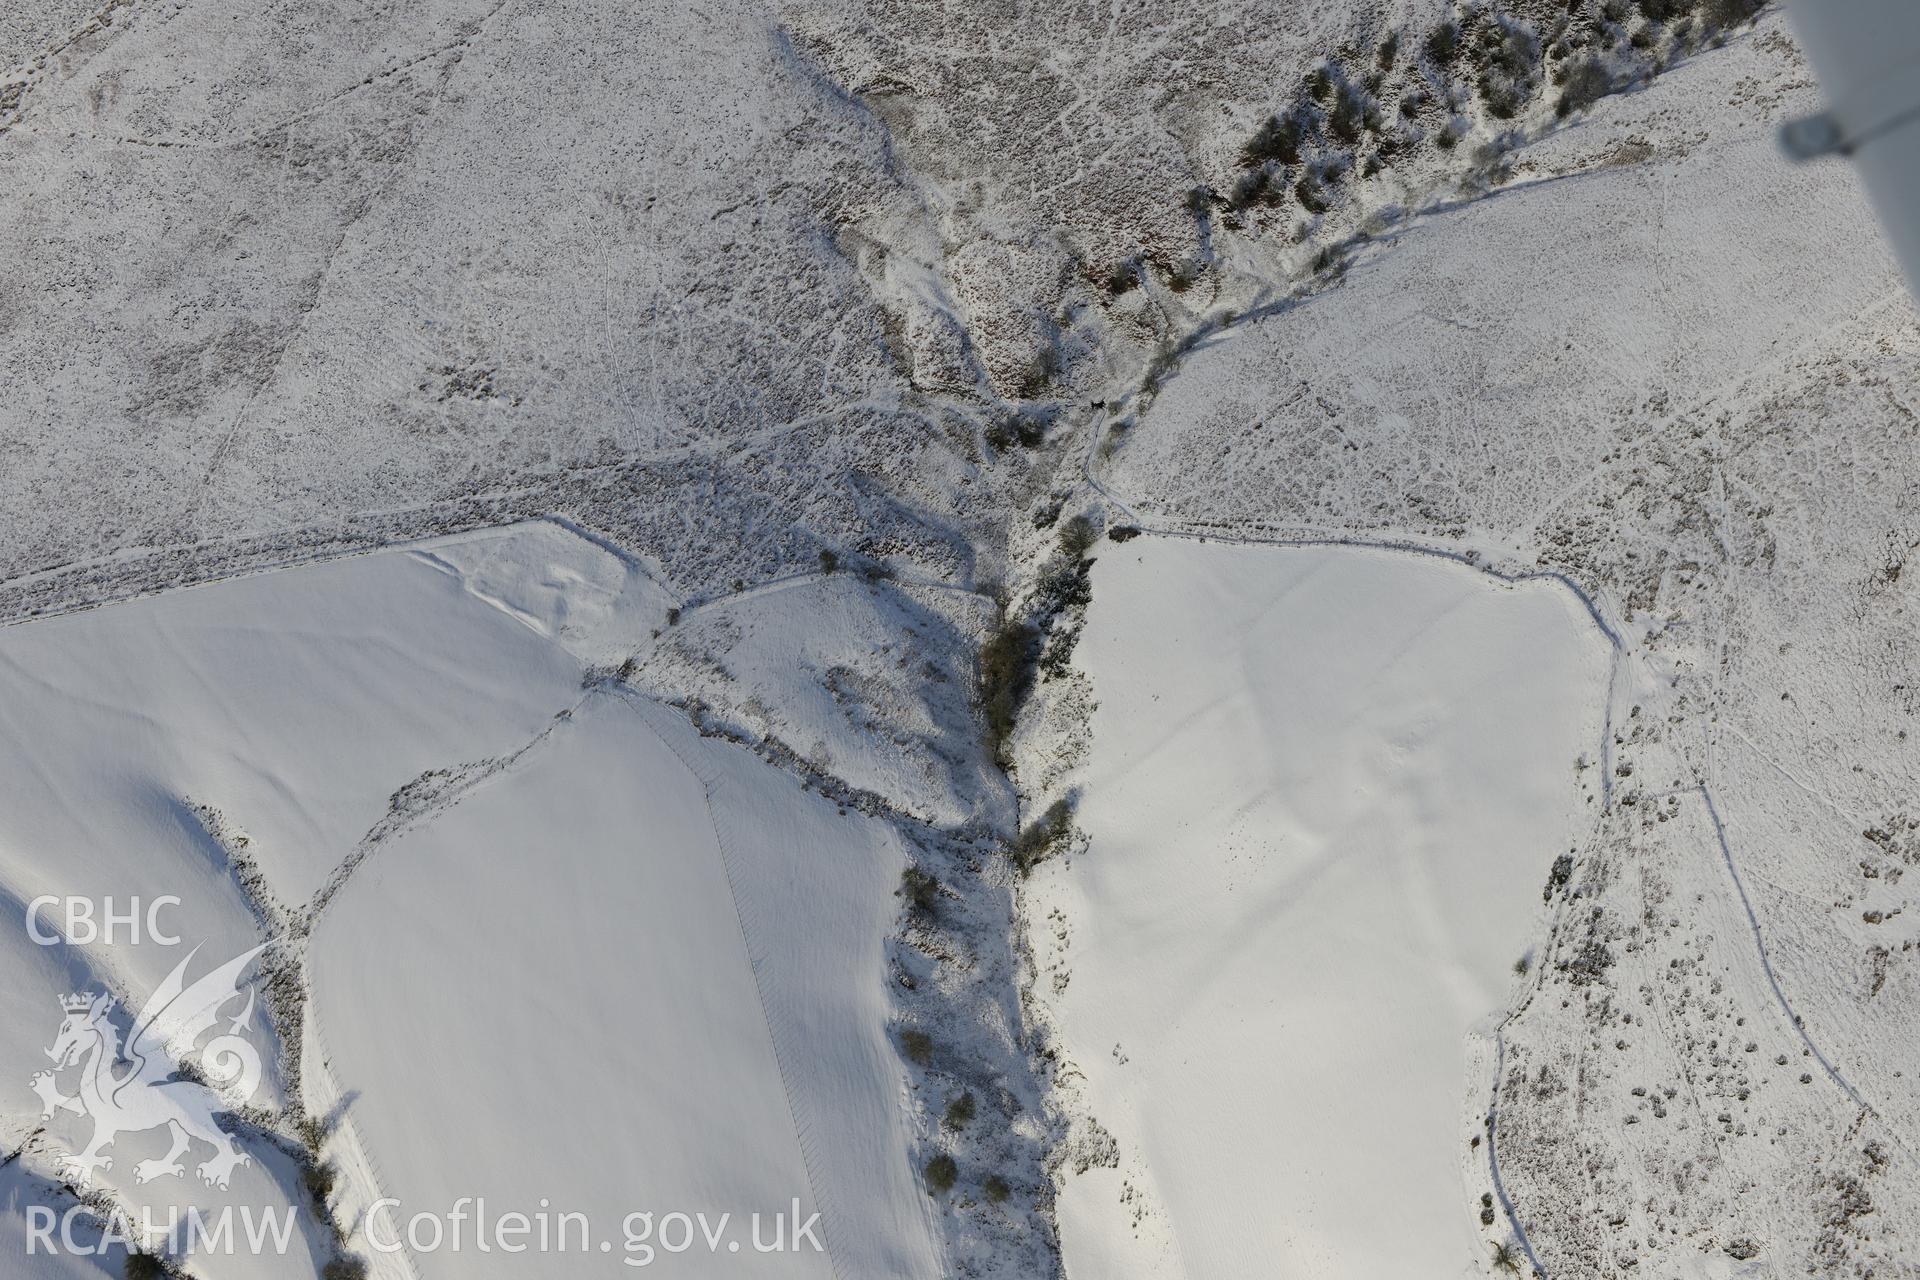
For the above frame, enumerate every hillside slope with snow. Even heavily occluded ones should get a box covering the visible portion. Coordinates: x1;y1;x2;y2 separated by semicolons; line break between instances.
1061;14;1920;1278
6;1;1920;1277
0;525;957;1277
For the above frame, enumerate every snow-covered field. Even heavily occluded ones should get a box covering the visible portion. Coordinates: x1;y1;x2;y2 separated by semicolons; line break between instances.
308;690;940;1278
1030;537;1610;1278
0;524;939;1277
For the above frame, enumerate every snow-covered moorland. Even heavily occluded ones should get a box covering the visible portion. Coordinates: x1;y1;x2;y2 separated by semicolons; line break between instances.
6;0;1920;1276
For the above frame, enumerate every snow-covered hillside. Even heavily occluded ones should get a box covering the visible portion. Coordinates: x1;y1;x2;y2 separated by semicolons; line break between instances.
7;0;1920;1277
1046;12;1920;1278
0;526;964;1277
0;0;1004;621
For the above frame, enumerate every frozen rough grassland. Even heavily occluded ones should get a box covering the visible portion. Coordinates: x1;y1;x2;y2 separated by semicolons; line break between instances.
0;0;1004;616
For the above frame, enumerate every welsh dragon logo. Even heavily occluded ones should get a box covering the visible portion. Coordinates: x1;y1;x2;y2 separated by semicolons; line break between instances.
30;944;265;1190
